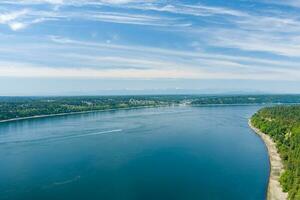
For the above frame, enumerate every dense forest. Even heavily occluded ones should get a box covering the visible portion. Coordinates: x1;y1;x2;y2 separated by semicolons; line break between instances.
251;106;300;199
0;96;175;121
1;94;300;121
190;94;300;105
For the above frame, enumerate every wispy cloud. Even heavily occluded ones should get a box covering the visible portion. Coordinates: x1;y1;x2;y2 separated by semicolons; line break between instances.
127;3;246;17
0;9;55;30
197;27;300;57
0;9;28;23
1;0;154;5
0;5;190;30
1;35;300;81
263;0;300;8
1;59;300;81
1;0;300;84
8;22;27;30
100;0;152;4
0;9;29;30
79;11;188;26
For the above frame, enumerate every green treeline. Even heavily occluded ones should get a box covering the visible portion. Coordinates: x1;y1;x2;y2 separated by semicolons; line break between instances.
251;105;300;199
0;96;175;121
1;94;300;121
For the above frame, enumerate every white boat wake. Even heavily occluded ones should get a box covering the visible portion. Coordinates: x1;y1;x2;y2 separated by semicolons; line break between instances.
0;129;123;145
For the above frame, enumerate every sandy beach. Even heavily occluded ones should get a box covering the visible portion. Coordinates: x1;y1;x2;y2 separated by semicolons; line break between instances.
248;120;288;200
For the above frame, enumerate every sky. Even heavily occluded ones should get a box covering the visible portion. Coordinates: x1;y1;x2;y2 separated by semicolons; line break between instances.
0;0;300;95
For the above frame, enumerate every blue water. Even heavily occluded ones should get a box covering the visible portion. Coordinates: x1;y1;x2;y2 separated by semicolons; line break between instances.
0;106;269;200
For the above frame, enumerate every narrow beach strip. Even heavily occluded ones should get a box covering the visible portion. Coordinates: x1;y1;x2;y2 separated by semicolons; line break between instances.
248;120;288;200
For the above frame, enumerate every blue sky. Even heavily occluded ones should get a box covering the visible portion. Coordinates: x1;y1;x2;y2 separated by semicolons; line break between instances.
0;0;300;95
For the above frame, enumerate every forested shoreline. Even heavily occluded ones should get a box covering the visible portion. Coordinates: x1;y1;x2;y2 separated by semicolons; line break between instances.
1;95;300;121
251;106;300;199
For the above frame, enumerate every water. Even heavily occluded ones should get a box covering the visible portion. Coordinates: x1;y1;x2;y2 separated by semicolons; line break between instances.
0;106;269;200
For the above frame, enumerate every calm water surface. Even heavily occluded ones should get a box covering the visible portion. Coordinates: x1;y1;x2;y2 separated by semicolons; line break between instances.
0;106;269;200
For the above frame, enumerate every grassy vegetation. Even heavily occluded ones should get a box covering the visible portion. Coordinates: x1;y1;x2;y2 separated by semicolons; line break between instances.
251;105;300;199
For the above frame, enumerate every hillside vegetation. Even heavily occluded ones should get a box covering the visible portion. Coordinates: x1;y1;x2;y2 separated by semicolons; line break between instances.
251;105;300;199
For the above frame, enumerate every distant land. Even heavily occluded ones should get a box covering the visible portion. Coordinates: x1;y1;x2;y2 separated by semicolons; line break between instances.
1;94;300;122
0;89;273;96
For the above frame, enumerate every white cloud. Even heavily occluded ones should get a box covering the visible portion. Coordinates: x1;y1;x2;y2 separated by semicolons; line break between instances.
1;36;300;81
8;22;27;30
127;3;246;17
1;60;300;80
200;28;300;57
264;0;300;8
1;0;300;82
0;9;46;31
100;0;147;4
0;62;202;79
35;0;64;4
1;0;153;5
80;11;185;26
0;7;190;29
47;35;300;67
0;9;30;31
0;9;28;23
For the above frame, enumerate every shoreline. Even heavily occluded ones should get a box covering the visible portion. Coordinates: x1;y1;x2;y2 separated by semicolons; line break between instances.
0;103;269;124
0;105;171;124
248;120;288;200
1;103;299;124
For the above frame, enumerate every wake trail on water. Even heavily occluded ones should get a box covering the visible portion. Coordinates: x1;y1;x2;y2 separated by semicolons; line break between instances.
53;176;81;186
0;129;123;145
